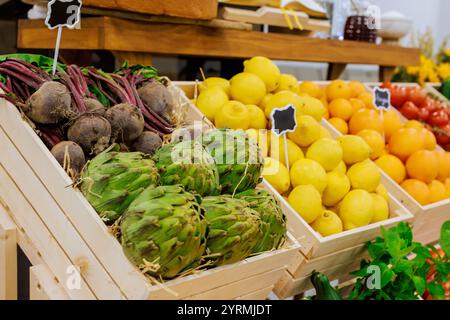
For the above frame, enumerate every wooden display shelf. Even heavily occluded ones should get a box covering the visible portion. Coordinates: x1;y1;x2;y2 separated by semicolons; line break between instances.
17;17;420;81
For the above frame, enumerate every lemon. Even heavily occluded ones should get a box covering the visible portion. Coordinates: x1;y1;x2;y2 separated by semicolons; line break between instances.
288;185;323;223
246;129;269;157
319;126;332;139
243;56;280;92
299;81;322;98
346;159;381;192
328;200;343;215
332;161;347;174
270;137;304;167
337;135;372;165
215;100;250;130
371;193;389;223
290;158;327;194
288;115;321;147
199;77;230;96
311;210;343;236
339;189;374;230
196;87;229;121
262;157;290;194
230;72;266;105
322;172;351;207
375;184;389;202
246;104;267;129
306;138;343;171
264;90;303;119
296;96;327;121
259;94;273;112
274;74;299;94
357;129;385;160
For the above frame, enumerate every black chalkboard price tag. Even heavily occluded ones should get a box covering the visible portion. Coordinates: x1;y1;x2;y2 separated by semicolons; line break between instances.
373;87;391;110
270;104;297;170
45;0;83;76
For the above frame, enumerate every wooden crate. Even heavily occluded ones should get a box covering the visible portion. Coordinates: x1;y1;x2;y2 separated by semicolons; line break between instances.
363;83;450;245
175;81;413;298
0;85;299;300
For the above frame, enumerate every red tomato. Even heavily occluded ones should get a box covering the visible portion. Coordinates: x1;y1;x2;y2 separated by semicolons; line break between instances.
400;101;419;119
435;124;450;145
390;86;408;108
417;108;430;121
408;88;428;106
422;99;439;114
429;110;449;126
380;82;392;89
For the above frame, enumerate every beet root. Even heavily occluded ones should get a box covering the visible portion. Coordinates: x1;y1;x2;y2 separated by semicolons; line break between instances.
23;81;72;124
105;103;144;143
67;114;111;155
51;141;86;175
137;81;175;123
131;131;163;155
84;98;106;116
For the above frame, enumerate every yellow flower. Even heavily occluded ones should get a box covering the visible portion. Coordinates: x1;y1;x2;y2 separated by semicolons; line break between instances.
445;48;450;57
437;63;450;80
406;66;420;76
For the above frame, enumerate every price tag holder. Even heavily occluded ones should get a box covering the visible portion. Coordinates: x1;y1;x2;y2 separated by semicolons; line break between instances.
270;104;297;170
373;87;391;110
45;0;82;76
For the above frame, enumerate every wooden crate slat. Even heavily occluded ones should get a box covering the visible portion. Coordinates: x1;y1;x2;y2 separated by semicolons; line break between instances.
0;165;96;299
235;286;274;300
0;204;17;300
30;265;70;300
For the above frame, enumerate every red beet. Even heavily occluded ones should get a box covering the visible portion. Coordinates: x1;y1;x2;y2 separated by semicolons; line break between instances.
131;131;162;155
67;114;111;155
104;103;144;143
51;141;86;175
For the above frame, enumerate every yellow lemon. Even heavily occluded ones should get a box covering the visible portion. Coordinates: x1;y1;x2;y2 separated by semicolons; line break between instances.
319;126;332;139
311;210;343;236
296;96;327;121
288;185;323;223
262;157;290;194
328;117;349;134
346;159;381;192
243;56;281;92
246;104;267;129
375;184;389;202
332;161;347;174
322;171;351;207
215;100;250;130
264;90;303;119
199;77;230;96
357;129;385;160
230;72;266;105
371;193;389;223
306;138;343;171
339;189;374;230
259;93;273;112
270;137;304;167
196;87;229;121
299;81;322;99
290;158;328;194
287;115;321;147
274;74;300;94
337;135;372;165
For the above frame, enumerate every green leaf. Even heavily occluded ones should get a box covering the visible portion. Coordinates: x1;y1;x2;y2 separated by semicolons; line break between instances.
0;53;65;74
396;222;413;246
393;259;414;277
367;242;387;260
440;221;450;257
428;281;446;300
384;228;403;258
379;263;396;287
412;276;426;295
88;84;110;107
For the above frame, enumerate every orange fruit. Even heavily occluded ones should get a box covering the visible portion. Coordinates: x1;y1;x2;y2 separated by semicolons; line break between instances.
349;81;366;98
405;150;438;183
323;108;330;120
382;110;403;141
325;80;352;101
358;92;375;109
328;117;348;134
401;179;430;205
357;129;385;160
349;98;365;115
328;98;353;121
320;96;328;109
436;151;450;181
444;178;450;198
388;128;425;162
375;154;406;184
298;81;321;98
349;109;383;135
404;120;424;131
428;180;447;203
421;129;437;150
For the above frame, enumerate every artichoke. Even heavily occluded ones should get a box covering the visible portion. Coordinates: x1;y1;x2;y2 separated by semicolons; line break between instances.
153;140;221;196
198;129;263;194
80;145;159;223
121;185;207;279
202;195;263;266
236;189;287;253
